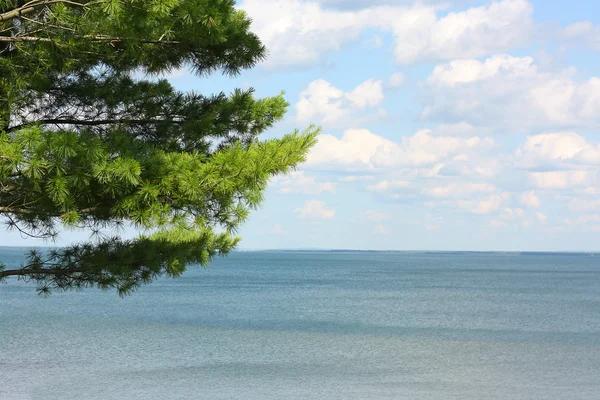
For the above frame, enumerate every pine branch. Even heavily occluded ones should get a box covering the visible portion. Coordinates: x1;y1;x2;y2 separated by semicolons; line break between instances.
0;36;182;44
0;0;89;22
0;266;84;278
0;232;239;295
8;118;186;131
0;206;105;215
0;0;316;295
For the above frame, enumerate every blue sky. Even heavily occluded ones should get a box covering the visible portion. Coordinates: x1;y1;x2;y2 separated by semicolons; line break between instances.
5;0;600;251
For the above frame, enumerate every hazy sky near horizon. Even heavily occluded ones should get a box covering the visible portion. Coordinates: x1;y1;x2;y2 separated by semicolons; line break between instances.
5;0;600;251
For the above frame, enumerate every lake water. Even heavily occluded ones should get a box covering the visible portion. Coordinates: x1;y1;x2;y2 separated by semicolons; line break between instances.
2;249;600;399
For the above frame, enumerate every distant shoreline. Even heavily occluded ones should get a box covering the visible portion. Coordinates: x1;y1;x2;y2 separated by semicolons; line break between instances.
236;249;600;256
0;246;598;256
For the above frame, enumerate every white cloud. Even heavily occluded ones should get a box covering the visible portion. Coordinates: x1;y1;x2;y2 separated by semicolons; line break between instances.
270;171;336;195
437;154;499;178
563;21;595;39
457;194;509;214
569;198;600;213
562;21;600;53
423;55;600;130
427;54;536;86
436;122;479;136
306;129;394;170
422;182;496;198
345;79;385;109
427;193;509;215
296;79;346;125
371;130;495;168
270;225;288;234
556;214;600;232
299;125;600;231
529;171;595;189
390;0;534;65
367;180;411;193
339;175;375;182
388;72;405;88
564;214;600;225
239;0;369;68
318;0;476;8
501;208;525;220
536;212;548;223
293;104;598;230
240;0;534;68
520;191;542;208
294;200;336;220
306;128;502;209
489;220;509;228
515;132;600;169
365;210;391;222
296;79;384;127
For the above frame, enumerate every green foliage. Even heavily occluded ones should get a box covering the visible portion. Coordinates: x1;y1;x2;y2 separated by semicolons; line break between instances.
0;0;319;294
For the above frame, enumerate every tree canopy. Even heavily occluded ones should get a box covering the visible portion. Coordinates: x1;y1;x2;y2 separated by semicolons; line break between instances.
0;0;318;295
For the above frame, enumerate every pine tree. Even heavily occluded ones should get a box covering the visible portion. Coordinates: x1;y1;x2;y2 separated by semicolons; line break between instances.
0;0;318;295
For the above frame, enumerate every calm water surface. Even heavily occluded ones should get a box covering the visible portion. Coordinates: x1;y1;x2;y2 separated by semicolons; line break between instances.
1;249;600;399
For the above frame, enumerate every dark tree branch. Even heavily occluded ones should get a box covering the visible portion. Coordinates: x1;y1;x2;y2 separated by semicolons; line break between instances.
0;36;182;44
8;118;185;131
0;36;54;43
5;213;55;239
0;266;84;278
0;206;105;215
0;0;89;23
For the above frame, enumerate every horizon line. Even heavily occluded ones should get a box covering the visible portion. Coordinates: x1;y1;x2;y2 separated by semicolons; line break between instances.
235;248;600;254
0;246;598;254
